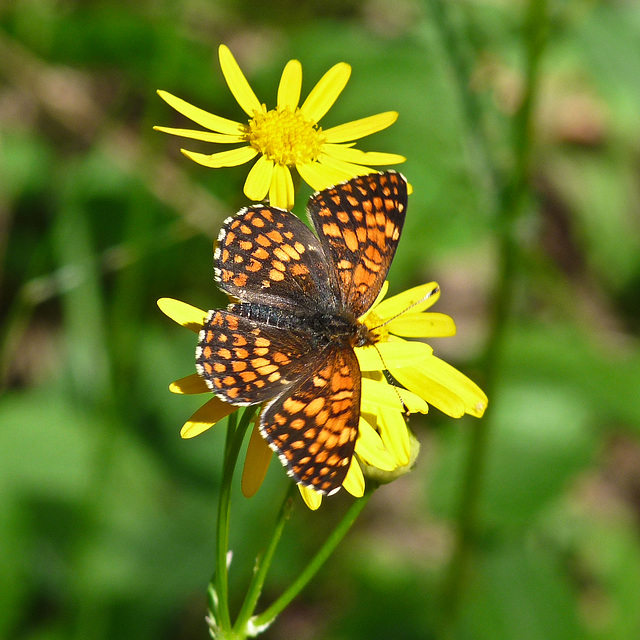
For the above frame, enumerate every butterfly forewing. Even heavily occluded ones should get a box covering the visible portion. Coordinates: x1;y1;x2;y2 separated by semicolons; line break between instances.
261;343;361;495
307;171;407;318
215;205;339;314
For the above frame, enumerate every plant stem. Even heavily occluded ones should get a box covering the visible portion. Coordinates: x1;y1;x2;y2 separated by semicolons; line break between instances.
251;488;375;632
212;408;256;633
233;483;297;636
213;412;237;631
438;0;549;636
426;0;500;214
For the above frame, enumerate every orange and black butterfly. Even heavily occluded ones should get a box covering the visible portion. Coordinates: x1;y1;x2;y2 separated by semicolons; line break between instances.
196;171;407;494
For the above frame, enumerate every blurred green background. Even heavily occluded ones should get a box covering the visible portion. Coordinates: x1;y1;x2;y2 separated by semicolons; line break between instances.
2;1;640;639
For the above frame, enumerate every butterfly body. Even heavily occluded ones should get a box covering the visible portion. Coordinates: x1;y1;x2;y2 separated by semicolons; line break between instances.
228;302;368;348
196;171;407;494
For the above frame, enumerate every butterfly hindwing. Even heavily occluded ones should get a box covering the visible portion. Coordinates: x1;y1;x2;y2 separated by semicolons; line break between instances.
260;342;361;495
196;309;316;405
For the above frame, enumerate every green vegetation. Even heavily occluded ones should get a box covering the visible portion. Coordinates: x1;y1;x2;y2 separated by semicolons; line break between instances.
2;1;640;639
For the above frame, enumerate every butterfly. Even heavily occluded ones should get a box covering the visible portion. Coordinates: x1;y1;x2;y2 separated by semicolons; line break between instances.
196;171;407;495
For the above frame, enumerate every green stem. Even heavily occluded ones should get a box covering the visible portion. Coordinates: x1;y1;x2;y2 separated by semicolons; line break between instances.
438;0;549;636
212;408;256;633
212;412;237;631
426;0;500;212
233;483;297;636
251;487;375;632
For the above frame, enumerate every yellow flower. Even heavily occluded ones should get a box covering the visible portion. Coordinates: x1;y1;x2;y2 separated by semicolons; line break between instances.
300;281;488;509
157;281;487;511
358;281;488;421
155;45;405;209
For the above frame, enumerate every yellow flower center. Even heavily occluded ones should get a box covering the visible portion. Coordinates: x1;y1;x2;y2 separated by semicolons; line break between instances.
247;107;326;166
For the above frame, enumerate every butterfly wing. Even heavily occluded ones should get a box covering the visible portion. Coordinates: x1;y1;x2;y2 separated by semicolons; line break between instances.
307;171;407;318
260;342;361;495
214;205;340;314
196;309;315;405
204;176;407;494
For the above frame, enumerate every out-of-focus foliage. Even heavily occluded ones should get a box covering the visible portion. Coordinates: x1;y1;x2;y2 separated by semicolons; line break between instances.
1;1;640;639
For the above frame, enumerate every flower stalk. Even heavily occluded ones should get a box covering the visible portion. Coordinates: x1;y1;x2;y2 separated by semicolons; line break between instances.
206;406;374;640
211;408;256;633
232;482;297;636
250;486;375;633
436;0;549;636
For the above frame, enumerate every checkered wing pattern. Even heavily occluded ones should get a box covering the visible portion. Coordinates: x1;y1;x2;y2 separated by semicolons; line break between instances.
307;171;407;318
261;342;361;494
214;205;339;313
195;172;409;495
196;310;315;405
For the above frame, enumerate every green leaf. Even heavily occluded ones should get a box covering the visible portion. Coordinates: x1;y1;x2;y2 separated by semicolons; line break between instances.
0;497;28;639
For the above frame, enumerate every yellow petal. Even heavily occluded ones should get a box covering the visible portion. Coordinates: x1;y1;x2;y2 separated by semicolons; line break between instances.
374;282;440;319
299;484;322;510
361;369;384;382
241;422;272;497
323;111;398;143
361;429;420;484
355;417;397;470
391;363;464;418
387;312;457;338
316;153;374;179
180;397;235;439
388;356;487;419
157;298;207;332
355;345;385;371
218;44;263;116
153;126;246;144
244;155;274;201
375;409;411;467
296;160;352;191
395;387;430;414
356;340;433;372
170;373;210;394
360;377;405;412
277;59;302;110
269;164;295;209
300;62;351;122
322;144;406;165
368;281;389;313
361;369;428;415
157;90;244;135
181;146;258;168
421;356;488;418
342;457;365;497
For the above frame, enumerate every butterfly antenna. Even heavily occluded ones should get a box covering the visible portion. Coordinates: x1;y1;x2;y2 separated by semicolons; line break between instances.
371;284;440;331
369;343;410;415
